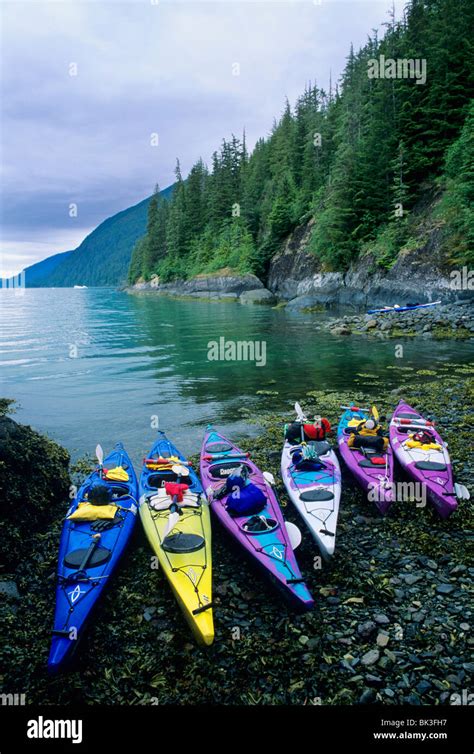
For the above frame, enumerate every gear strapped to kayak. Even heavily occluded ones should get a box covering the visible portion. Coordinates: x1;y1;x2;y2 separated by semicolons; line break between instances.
48;443;138;674
389;400;470;518
281;403;342;560
139;431;214;646
338;404;395;515
214;466;267;517
201;426;313;609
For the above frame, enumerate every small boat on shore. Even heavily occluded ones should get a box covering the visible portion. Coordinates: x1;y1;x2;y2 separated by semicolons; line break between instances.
367;301;441;315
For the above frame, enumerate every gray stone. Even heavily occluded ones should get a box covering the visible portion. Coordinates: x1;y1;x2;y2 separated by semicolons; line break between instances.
239;288;276;305
361;649;380;666
357;621;377;639
359;688;376;704
0;581;20;600
436;584;455;595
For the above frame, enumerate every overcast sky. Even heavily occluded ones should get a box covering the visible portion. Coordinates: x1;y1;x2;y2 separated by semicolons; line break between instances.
0;0;405;277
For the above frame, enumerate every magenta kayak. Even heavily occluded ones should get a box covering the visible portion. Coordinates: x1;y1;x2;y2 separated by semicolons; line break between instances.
337;406;395;514
389;401;467;518
200;427;314;610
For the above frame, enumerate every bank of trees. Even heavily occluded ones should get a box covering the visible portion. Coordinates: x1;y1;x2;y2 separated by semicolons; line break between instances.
129;0;474;283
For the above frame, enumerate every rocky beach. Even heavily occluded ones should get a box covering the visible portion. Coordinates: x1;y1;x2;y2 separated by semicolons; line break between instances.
1;365;472;706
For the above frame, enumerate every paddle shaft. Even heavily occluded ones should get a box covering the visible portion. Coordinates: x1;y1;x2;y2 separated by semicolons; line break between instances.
78;534;101;571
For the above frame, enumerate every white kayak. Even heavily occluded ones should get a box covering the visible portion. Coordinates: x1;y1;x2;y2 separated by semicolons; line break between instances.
281;439;342;559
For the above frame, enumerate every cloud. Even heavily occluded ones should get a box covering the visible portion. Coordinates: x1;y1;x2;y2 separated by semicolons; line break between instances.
1;0;405;276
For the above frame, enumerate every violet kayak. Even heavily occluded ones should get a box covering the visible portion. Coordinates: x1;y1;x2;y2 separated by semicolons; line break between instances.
200;427;314;610
389;401;469;518
337;405;395;514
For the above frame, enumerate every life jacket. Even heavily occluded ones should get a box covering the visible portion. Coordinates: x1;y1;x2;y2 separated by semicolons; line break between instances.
164;482;189;502
405;430;441;451
303;419;331;440
285;419;331;444
68;502;118;521
219;471;266;517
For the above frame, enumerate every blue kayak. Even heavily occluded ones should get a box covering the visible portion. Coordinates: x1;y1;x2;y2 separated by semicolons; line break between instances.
48;443;138;673
367;300;441;314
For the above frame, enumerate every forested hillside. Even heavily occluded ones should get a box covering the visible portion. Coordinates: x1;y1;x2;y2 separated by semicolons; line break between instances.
18;186;173;288
129;0;474;285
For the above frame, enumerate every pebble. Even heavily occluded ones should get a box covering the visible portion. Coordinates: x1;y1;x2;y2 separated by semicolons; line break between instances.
365;674;384;688
374;613;390;625
436;584;455;595
376;633;390;648
361;649;380;666
416;680;432;694
404;574;422;585
357;621;377;639
0;581;20;599
359;688;376;704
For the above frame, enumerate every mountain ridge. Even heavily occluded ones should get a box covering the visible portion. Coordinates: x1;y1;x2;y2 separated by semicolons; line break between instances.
7;185;173;288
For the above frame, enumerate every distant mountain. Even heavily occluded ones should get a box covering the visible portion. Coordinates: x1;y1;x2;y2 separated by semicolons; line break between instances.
24;250;74;287
17;185;173;288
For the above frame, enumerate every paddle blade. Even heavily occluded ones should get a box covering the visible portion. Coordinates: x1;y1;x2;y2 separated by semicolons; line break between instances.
95;444;104;466
263;471;275;486
171;464;189;477
295;402;306;421
371;406;379;422
285;521;302;549
455;483;470;500
163;510;180;538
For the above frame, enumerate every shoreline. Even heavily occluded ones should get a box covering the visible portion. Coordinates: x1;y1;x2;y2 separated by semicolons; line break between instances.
1;368;473;704
126;279;474;340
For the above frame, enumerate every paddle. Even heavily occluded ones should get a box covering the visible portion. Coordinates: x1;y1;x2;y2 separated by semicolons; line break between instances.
294;402;307;443
263;471;302;549
454;483;470;500
96;444;104;478
162;465;190;538
340;405;370;413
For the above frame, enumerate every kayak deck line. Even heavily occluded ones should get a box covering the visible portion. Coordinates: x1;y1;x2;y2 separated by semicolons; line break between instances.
139;431;214;645
201;429;314;609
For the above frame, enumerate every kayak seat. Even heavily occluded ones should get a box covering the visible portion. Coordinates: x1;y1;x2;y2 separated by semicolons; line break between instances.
242;515;278;534
300;489;334;502
148;471;184;487
308;440;331;455
161;532;205;554
209;461;251;479
414;461;447;471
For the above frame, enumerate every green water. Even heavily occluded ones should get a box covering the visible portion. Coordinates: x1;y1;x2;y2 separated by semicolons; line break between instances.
0;288;472;463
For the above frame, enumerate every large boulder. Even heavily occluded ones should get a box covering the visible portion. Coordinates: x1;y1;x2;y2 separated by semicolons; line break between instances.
239;288;276;305
0;412;70;570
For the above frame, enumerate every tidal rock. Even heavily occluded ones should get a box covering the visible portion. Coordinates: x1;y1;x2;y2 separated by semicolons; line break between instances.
361;649;380;666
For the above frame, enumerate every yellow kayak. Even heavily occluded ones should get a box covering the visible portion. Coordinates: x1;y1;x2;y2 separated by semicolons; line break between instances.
139;432;214;645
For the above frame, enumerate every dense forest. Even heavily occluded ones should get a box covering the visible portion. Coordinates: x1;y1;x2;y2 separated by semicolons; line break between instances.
129;0;474;285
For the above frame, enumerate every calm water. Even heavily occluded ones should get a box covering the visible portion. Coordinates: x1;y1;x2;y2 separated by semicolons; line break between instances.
1;288;472;464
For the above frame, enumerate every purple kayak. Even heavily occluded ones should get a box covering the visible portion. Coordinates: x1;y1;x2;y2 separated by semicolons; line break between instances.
200;427;314;610
337;405;395;514
389;401;468;518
